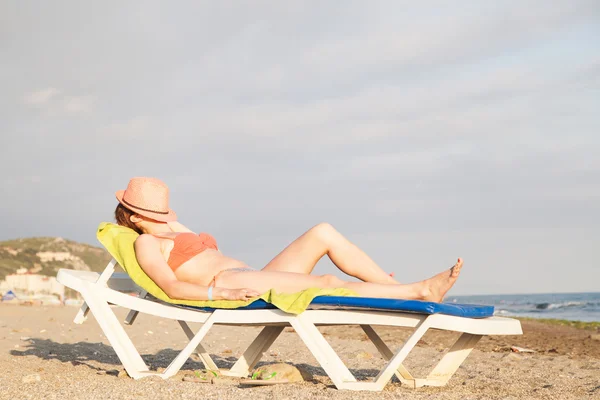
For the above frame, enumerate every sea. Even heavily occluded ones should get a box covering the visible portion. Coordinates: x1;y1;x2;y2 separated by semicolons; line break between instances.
445;292;600;322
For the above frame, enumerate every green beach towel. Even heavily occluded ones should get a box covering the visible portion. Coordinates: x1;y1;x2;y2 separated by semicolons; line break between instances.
97;222;356;314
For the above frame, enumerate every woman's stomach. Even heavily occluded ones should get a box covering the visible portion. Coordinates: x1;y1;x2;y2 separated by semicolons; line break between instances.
174;248;251;286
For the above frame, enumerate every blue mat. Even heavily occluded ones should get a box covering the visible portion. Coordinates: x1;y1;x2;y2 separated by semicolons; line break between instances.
194;297;494;318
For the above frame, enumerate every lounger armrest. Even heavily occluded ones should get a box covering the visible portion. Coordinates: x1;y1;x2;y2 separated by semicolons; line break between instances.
57;268;142;293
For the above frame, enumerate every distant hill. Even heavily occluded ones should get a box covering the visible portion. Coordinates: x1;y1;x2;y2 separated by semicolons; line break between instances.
0;237;111;279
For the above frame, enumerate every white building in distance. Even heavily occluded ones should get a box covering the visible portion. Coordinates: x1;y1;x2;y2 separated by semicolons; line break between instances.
0;270;64;300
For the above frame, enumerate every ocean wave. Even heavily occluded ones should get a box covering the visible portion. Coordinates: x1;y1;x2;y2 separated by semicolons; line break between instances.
535;301;584;310
492;301;599;310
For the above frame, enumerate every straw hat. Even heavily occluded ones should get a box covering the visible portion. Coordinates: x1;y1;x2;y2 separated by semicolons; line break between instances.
115;177;177;222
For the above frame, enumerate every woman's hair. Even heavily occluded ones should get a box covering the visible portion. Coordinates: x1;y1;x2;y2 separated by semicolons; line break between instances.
114;203;144;235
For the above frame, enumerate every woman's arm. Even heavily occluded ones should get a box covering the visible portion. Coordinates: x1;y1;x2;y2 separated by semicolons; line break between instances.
134;235;258;301
160;278;259;301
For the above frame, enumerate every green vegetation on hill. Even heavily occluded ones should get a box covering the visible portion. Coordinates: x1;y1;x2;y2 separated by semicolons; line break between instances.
0;237;111;279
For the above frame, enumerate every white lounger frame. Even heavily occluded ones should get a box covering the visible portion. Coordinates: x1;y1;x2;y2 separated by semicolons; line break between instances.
57;261;522;391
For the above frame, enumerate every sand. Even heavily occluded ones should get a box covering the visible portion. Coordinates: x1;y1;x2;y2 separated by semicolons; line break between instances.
1;304;599;400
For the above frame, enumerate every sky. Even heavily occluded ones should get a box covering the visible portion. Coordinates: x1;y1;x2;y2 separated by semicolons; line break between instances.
1;1;599;295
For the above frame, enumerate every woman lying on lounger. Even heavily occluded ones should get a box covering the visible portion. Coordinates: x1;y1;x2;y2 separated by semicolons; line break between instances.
115;177;463;302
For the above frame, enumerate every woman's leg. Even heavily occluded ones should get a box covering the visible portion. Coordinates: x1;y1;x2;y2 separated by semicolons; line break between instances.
217;258;463;302
262;223;398;284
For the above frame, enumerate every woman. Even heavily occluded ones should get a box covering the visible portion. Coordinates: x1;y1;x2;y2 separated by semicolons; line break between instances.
115;177;463;302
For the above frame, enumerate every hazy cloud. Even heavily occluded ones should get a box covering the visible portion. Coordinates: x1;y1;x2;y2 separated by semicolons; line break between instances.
22;88;94;115
62;96;95;114
23;88;60;105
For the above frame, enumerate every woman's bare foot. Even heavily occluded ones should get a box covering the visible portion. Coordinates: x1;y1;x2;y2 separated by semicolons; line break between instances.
420;258;463;302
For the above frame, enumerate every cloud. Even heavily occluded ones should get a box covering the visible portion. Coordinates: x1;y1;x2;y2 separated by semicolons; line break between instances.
63;96;95;114
22;88;94;115
23;88;60;105
102;116;152;139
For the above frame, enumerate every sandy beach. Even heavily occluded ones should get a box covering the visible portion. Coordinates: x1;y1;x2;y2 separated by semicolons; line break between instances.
1;304;599;400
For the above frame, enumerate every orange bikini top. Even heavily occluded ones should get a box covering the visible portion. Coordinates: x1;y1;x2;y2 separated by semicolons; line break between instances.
154;232;218;271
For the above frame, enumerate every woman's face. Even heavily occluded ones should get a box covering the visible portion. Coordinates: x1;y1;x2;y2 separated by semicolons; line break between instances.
129;213;167;232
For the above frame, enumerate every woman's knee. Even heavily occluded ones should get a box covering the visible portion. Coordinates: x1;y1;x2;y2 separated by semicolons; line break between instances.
319;274;344;288
309;222;337;245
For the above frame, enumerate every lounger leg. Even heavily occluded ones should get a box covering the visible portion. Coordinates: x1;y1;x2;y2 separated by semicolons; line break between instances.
82;286;150;378
74;259;117;324
291;316;356;388
177;320;219;371
421;333;482;387
225;326;284;377
124;290;148;325
360;325;416;387
342;319;430;391
162;314;216;379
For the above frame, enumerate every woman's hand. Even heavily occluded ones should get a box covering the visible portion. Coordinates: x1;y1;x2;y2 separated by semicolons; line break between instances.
218;288;261;301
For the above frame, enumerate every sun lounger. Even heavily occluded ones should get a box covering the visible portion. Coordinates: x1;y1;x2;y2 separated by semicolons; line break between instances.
57;260;522;391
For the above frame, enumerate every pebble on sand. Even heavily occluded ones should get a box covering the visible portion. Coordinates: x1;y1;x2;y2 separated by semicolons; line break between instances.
251;363;312;383
22;374;41;383
355;351;374;360
511;346;536;353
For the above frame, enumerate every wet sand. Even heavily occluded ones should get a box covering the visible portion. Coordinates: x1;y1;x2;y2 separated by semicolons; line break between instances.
1;304;599;399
